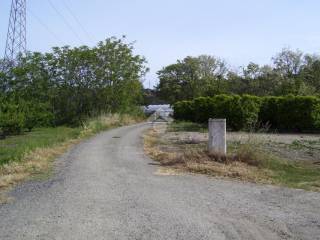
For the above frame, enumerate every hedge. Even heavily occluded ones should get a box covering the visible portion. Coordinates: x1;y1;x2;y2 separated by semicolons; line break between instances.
173;95;320;132
0;98;54;137
259;96;320;132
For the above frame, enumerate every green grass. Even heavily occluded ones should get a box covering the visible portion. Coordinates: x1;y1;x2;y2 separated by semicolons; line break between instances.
0;113;144;167
168;121;208;132
0;127;81;166
0;113;143;193
262;158;320;190
234;140;320;191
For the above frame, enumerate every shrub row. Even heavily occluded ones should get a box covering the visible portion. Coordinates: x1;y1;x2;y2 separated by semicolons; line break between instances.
173;95;320;132
0;98;54;138
259;96;320;132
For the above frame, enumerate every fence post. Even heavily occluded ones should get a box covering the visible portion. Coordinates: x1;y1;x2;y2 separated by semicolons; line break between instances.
208;119;227;155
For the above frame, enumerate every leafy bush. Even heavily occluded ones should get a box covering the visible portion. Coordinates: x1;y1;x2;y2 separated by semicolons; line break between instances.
173;100;195;122
22;102;54;131
0;97;55;137
259;96;320;132
174;95;320;132
174;95;261;131
0;102;25;136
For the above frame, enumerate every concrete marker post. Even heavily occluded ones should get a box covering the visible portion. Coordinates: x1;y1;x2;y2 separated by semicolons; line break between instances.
208;119;227;155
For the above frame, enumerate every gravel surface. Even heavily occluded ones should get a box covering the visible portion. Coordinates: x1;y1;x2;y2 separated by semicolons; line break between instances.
0;123;320;240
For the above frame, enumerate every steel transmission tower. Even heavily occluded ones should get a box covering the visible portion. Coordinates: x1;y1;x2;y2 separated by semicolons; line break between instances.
4;0;27;64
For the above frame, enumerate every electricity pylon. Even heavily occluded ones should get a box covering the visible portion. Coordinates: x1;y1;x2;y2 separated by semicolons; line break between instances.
4;0;27;65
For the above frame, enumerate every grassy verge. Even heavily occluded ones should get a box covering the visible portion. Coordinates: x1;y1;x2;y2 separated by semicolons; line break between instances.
262;158;320;190
145;123;320;191
0;127;81;166
0;113;143;199
167;121;207;132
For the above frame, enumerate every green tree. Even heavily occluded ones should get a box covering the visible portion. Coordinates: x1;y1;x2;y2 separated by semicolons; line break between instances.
157;55;228;104
0;36;148;129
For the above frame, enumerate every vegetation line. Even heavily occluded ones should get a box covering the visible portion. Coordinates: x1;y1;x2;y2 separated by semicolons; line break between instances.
0;114;143;201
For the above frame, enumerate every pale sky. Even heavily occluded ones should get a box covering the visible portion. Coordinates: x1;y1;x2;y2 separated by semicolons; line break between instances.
1;0;320;87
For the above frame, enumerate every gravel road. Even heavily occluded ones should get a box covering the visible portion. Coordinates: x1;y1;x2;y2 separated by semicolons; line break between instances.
0;123;320;240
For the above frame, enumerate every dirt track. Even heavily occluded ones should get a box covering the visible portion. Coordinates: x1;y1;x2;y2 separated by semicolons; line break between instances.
0;123;319;240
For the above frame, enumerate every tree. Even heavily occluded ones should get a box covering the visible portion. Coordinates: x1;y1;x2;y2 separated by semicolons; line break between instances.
157;55;229;104
0;36;148;130
301;55;320;93
198;55;228;95
273;48;304;77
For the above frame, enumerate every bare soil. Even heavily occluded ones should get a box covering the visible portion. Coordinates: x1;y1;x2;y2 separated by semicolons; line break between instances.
163;127;320;163
145;123;320;191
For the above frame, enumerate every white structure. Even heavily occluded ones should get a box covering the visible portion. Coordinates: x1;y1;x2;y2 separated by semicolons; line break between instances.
144;105;173;122
208;119;227;155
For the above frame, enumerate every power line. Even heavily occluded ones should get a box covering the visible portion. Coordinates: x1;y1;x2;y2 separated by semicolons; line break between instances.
28;7;64;46
47;0;84;44
60;0;95;42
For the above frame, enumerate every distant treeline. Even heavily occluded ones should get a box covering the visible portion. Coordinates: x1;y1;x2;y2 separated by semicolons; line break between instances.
0;37;148;137
174;95;320;132
157;49;320;104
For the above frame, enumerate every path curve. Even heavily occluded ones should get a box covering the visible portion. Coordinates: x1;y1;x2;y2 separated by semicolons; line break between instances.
0;123;320;240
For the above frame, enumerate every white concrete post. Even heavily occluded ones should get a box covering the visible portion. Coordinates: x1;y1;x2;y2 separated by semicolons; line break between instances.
208;119;227;155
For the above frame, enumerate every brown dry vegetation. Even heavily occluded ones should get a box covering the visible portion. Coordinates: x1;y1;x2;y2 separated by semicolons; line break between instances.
0;139;79;203
144;123;320;191
0;114;143;202
144;124;271;183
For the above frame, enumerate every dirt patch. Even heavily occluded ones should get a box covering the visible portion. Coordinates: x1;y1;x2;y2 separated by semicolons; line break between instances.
144;123;320;191
164;129;320;163
144;124;271;183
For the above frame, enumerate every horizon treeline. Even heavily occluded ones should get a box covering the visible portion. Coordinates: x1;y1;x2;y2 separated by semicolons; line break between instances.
0;37;148;136
157;48;320;104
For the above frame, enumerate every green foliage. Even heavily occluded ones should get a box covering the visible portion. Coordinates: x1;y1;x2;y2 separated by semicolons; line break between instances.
21;102;54;131
0;101;25;136
173;100;195;122
0;96;55;136
157;55;228;104
157;49;320;103
174;95;320;132
0;36;148;132
174;95;261;131
259;96;320;132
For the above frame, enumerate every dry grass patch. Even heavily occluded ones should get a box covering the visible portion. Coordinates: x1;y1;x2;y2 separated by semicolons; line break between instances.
144;124;320;191
0;139;79;192
144;126;271;183
0;114;144;200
